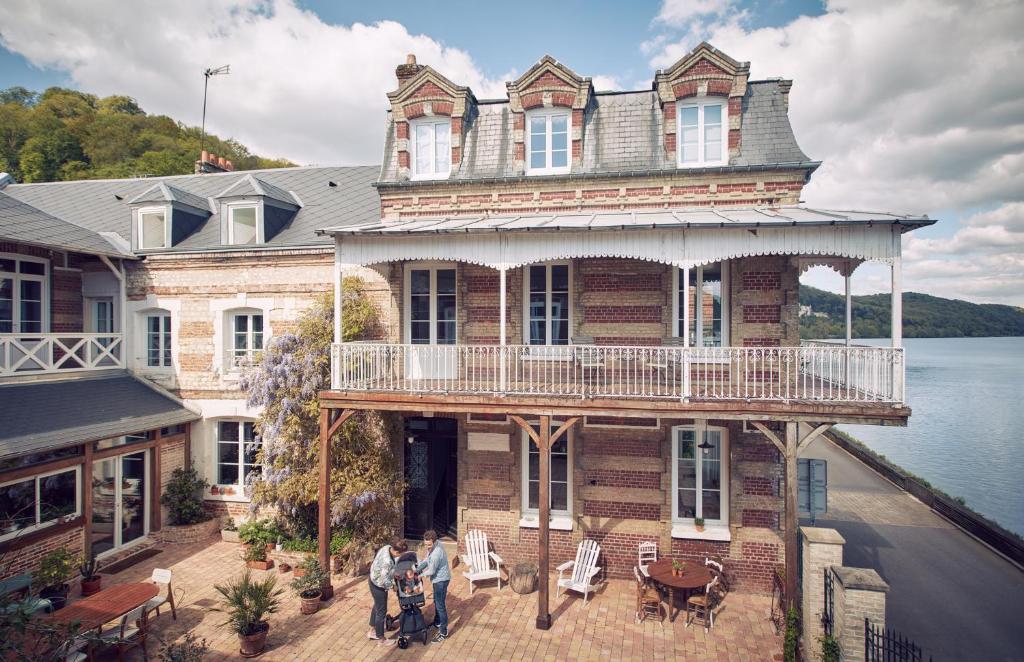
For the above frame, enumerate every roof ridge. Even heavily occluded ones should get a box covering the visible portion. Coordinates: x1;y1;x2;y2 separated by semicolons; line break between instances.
5;164;382;188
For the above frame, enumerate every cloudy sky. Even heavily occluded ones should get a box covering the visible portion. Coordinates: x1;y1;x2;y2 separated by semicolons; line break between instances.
1;0;1021;305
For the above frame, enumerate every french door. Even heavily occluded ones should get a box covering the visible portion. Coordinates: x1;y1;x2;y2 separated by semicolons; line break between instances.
404;265;457;379
91;450;148;557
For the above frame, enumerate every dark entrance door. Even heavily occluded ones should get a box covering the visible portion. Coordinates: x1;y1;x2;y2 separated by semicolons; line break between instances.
404;417;458;539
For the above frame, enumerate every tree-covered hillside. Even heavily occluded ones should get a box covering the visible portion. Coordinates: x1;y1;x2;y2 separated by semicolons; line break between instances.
800;285;1024;338
0;86;294;182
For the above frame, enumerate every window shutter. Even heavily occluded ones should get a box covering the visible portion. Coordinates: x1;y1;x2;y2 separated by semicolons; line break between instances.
798;458;828;517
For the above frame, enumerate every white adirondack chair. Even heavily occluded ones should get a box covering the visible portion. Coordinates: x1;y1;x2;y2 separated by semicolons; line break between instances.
460;529;503;594
556;539;601;604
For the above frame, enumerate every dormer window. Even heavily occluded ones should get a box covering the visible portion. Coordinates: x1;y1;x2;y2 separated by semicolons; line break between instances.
138;207;168;249
677;98;727;167
527;110;570;175
411;119;451;179
227;204;259;245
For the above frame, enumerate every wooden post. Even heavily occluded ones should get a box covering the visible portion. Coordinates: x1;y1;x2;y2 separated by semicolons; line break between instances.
499;267;507;392
83;443;94;555
536;414;551;630
318;407;333;597
151;427;162;532
784;420;798;610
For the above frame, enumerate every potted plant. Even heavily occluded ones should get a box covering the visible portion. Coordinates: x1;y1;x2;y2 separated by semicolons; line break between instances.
290;559;328;615
245;544;274;571
671;560;683;577
160;465;210;526
694;517;705;532
33;548;78;610
79;556;102;596
211;485;220;496
221;517;240;543
214;570;283;658
157;632;209;662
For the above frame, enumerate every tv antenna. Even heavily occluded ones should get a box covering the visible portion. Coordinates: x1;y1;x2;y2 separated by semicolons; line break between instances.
200;64;231;159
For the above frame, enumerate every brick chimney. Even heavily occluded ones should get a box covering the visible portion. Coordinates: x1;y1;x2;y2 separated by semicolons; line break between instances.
395;53;424;87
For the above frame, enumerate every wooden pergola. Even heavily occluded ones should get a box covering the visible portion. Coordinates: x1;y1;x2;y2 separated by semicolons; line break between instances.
315;390;907;621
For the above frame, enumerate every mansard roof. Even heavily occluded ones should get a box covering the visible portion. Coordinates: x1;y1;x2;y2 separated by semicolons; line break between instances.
379;80;814;185
4;166;380;254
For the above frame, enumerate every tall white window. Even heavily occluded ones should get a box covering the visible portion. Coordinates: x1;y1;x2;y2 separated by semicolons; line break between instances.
138;207;167;249
146;312;172;367
411;119;451;179
672;424;728;526
527;110;570;174
677;98;727;167
521;422;572;516
216;421;262;487
229;311;264;366
525;263;570;346
675;262;728;347
0;255;47;333
228;205;259;245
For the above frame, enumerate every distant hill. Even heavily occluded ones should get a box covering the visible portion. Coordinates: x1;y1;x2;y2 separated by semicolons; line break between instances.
0;86;294;182
800;285;1024;338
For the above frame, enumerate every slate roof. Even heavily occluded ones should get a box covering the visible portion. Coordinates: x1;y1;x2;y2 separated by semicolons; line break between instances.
4;166;380;253
0;371;200;461
126;182;212;213
320;206;935;236
0;191;133;258
379;81;816;185
216;174;299;207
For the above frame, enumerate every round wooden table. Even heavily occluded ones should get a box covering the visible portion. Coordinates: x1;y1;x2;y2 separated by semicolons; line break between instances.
45;582;159;632
646;559;713;622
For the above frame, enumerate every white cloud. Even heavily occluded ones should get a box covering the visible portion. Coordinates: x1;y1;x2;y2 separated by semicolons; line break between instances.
591;74;622;91
655;0;737;27
644;0;1024;305
0;0;506;165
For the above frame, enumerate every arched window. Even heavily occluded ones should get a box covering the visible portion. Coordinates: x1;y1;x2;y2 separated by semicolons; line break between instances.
226;307;265;368
140;309;172;368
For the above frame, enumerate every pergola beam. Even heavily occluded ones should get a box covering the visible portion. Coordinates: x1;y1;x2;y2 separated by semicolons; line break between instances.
318;406;356;597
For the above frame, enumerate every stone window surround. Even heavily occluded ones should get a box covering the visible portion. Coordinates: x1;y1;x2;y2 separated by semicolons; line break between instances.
128;294;181;377
210;295;274;379
190;398;262;502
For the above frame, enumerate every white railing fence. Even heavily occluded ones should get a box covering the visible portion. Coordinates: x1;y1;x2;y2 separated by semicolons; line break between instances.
332;342;905;404
0;333;124;377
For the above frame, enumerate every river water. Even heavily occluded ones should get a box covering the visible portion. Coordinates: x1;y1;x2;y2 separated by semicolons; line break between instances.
842;336;1024;535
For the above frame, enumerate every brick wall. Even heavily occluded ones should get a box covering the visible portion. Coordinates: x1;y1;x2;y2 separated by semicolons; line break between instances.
51;268;83;332
0;526;85;581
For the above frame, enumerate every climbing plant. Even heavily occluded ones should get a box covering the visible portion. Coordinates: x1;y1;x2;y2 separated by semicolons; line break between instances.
241;279;403;566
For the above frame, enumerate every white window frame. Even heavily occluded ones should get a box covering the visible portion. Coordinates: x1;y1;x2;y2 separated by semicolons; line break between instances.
409;118;452;180
227;309;265;368
522;261;572;347
226;203;261;245
519;421;573;530
137;206;169;249
0;253;49;334
0;465;82;541
525;109;571;175
671;262;730;347
214;419;262;489
671;423;730;540
676;97;728;168
402;262;458;345
144;311;172;368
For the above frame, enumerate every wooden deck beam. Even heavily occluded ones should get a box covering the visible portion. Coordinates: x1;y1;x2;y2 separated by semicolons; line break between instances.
318;407;356;597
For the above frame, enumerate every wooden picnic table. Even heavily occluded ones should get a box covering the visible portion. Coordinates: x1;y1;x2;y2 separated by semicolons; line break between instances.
646;559;713;622
43;583;158;633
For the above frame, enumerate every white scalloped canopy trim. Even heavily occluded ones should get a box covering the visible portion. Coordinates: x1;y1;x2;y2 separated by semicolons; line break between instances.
338;226;900;271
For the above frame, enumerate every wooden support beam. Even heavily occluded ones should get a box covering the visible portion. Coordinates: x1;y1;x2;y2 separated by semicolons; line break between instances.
83;444;93;557
509;415;580;630
318;406;356;598
797;423;833;454
784;421;798;610
751;421;786;456
151;428;162;532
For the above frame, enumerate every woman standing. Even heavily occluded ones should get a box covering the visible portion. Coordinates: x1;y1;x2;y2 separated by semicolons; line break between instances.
367;537;407;646
416;529;451;643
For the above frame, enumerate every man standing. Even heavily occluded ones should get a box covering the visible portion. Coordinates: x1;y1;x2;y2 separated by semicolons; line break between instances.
417;529;451;642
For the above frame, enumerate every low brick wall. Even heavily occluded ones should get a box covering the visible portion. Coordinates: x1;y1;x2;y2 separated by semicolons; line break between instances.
153;518;220;544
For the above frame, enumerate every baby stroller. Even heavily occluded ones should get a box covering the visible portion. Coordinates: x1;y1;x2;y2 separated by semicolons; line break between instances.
390;551;429;649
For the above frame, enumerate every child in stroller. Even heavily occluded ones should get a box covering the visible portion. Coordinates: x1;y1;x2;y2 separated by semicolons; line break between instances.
390;551;429;648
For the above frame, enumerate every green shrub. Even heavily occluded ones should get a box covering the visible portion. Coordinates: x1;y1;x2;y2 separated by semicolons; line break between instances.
290;559;329;598
244;545;268;563
158;632;209;662
783;607;800;662
819;634;841;662
160;465;209;525
281;537;317;554
33;548;79;591
238;519;280;547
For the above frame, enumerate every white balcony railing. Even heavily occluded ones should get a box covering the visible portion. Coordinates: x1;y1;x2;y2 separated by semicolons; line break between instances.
331;342;905;404
0;333;124;377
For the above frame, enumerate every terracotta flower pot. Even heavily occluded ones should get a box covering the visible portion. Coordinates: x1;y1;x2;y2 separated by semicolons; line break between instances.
278;563;291;574
293;567;306;578
239;623;270;658
300;591;321;615
81;576;102;596
247;559;274;571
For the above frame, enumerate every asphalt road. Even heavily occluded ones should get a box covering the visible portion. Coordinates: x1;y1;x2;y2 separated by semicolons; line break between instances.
800;437;1024;662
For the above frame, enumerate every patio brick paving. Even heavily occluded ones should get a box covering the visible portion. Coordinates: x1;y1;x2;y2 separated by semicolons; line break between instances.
84;539;783;661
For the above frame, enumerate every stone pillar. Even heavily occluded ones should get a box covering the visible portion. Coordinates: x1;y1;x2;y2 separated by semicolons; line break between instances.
800;527;845;661
832;567;888;662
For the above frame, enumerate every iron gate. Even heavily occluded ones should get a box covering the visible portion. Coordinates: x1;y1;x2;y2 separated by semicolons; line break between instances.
822;568;834;637
865;618;931;662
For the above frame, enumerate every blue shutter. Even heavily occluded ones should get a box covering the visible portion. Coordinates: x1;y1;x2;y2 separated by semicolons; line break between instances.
798;458;827;518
